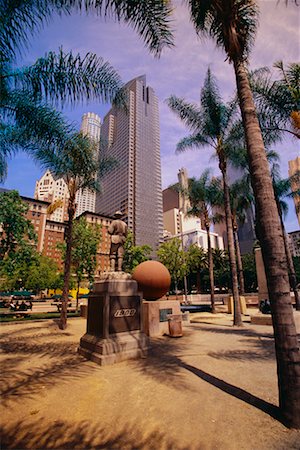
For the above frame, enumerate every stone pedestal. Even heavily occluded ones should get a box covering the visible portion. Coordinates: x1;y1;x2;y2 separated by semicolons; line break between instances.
254;247;269;302
78;273;148;366
143;299;181;337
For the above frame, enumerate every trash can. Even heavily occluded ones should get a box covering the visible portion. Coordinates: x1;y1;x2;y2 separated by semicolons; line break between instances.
80;304;88;318
167;314;183;337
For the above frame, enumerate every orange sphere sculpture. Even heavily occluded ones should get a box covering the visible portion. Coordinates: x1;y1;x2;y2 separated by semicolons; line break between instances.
132;260;171;301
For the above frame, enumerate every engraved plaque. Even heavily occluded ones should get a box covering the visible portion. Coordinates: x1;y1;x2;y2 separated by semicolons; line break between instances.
109;295;141;334
159;308;172;322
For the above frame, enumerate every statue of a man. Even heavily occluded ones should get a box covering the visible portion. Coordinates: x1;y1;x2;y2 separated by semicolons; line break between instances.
108;211;128;272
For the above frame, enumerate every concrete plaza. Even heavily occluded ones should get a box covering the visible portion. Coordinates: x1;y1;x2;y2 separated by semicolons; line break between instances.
1;316;299;449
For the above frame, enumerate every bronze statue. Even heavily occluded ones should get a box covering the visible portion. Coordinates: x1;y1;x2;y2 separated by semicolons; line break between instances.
108;211;128;272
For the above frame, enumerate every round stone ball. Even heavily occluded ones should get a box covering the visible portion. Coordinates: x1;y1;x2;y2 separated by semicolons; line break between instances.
132;261;171;301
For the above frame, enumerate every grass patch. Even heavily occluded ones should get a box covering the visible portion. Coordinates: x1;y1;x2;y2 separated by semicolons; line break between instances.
0;312;80;323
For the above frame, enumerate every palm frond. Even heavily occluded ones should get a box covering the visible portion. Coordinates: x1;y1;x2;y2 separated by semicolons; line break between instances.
13;49;127;107
166;95;202;131
0;0;173;63
188;0;259;61
176;133;211;153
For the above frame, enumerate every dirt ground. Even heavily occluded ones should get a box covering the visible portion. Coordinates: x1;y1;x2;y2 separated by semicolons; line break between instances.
1;315;300;450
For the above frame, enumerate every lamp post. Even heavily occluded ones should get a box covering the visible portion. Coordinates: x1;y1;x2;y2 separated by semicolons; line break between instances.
179;211;189;304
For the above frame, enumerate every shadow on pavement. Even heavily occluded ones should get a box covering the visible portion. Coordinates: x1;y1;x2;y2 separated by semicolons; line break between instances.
1;418;190;450
180;362;281;423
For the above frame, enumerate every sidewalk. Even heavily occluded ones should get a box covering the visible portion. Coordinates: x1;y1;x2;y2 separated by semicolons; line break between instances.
1;317;299;449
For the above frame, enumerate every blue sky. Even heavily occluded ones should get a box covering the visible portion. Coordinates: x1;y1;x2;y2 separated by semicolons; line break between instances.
2;0;300;231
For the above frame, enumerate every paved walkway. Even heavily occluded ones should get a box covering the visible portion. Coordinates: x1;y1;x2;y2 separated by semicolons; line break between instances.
1;316;300;449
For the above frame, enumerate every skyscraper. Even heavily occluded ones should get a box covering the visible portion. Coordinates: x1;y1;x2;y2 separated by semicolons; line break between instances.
34;170;69;223
288;156;300;226
96;75;163;252
75;112;101;217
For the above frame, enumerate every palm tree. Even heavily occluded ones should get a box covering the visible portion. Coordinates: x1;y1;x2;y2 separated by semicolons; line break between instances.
251;61;300;140
185;0;299;427
167;69;243;325
1;0;174;180
33;132;115;329
271;163;300;310
185;170;222;313
213;177;253;295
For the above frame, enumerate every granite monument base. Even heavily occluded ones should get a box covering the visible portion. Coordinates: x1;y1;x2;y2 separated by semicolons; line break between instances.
142;299;181;337
78;273;148;366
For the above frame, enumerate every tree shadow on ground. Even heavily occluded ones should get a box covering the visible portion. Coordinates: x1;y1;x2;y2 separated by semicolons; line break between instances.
130;336;196;391
133;335;283;424
1;330;98;408
179;362;282;423
208;336;276;361
188;323;274;339
1;417;191;450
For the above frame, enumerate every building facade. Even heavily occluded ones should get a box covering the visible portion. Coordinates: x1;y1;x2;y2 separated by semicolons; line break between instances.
288;230;300;257
288;156;300;226
34;170;69;223
96;75;163;252
75;112;101;217
162;168;224;252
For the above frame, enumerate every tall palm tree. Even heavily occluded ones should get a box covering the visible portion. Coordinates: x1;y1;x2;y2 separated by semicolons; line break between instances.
1;0;174;180
271;163;300;310
32;132;115;329
185;0;299;427
213;177;253;295
185;170;220;313
167;69;243;325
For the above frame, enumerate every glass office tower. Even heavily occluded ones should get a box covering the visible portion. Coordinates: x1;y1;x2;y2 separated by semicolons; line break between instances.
96;75;163;252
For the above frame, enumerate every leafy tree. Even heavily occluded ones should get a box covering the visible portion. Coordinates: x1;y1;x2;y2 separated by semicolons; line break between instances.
26;255;60;296
184;0;299;427
241;253;257;293
186;244;207;293
122;230;152;273
212;248;231;292
0;241;39;291
71;217;101;311
1;0;174;180
157;238;187;298
167;69;242;324
0;190;36;258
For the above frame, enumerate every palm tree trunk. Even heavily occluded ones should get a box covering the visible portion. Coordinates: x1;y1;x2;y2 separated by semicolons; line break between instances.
234;58;300;428
206;225;216;313
233;221;245;295
59;194;76;330
221;165;242;326
279;211;300;311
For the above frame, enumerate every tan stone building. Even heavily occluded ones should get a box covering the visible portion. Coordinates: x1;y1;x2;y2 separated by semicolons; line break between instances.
34;170;69;223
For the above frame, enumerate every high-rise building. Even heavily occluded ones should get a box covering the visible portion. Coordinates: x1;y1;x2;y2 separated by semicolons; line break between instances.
75;112;101;217
288;156;300;226
96;75;163;252
34;170;69;223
